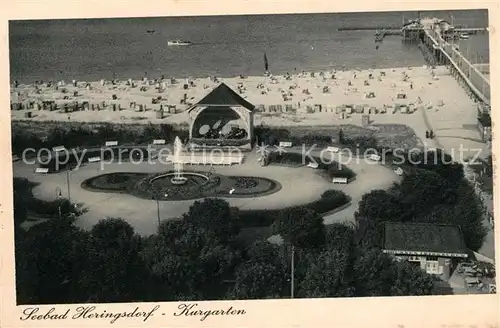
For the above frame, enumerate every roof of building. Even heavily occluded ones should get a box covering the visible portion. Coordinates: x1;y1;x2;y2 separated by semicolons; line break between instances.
402;20;423;30
190;83;255;112
383;222;467;255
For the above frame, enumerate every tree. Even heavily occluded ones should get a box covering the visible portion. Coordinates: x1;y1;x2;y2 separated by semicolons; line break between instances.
141;219;242;301
485;154;493;177
352;249;399;296
13;191;27;228
398;169;456;215
420;182;487;251
183;198;239;240
390;260;435;296
272;207;326;249
81;218;146;302
231;260;288;299
244;240;284;264
414;149;463;186
353;249;435;296
299;249;355;298
15;219;89;304
354;216;385;250
324;223;355;254
356;190;409;223
338;128;345;144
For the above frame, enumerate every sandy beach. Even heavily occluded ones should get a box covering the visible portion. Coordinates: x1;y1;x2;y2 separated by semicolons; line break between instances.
10;65;452;124
10;65;485;158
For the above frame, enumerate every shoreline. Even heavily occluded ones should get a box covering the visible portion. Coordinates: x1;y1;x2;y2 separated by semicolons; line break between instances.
11;65;448;127
11;65;425;88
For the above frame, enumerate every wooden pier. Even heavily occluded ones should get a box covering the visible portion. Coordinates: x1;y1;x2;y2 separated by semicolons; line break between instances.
422;23;490;106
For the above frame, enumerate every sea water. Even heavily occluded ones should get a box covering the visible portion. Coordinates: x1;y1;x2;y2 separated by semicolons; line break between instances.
9;10;489;83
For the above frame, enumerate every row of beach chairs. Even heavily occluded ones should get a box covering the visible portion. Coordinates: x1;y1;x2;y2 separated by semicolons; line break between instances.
11;100;181;114
255;103;419;114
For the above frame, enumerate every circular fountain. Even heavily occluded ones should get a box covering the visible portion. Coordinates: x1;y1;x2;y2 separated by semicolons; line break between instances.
171;136;188;185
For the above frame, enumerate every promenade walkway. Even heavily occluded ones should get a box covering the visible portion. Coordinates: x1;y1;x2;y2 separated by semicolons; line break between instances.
423;23;490;106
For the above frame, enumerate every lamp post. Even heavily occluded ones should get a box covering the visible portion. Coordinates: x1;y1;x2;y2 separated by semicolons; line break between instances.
56;188;63;220
291;244;295;298
153;194;168;227
153;196;160;227
287;212;295;299
66;166;72;203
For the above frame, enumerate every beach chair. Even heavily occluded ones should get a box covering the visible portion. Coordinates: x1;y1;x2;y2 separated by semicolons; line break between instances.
276;104;283;112
257;104;265;112
269;105;276;112
362;115;370;126
306;105;314;113
285;104;294;112
314;104;322;112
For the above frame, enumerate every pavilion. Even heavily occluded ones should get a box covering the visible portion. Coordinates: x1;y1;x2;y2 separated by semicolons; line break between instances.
187;83;255;150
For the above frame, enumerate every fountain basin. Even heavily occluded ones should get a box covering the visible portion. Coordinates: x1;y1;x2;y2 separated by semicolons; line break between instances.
83;171;281;201
171;177;188;185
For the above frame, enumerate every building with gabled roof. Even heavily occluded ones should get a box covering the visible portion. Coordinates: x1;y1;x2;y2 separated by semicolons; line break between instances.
191;83;255;111
187;83;255;149
382;222;468;279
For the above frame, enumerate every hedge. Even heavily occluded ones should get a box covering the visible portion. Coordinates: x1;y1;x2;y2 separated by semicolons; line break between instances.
11;123;188;155
236;189;349;228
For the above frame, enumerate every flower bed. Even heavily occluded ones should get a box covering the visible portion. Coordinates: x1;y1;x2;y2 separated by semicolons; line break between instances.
81;172;148;193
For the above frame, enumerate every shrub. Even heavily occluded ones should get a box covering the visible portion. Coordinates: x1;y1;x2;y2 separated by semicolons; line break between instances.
237;190;349;228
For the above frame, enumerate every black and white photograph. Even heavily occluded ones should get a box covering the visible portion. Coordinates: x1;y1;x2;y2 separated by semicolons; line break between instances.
1;3;498;327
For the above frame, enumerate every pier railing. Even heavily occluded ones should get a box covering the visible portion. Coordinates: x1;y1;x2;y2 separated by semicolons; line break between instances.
426;28;490;105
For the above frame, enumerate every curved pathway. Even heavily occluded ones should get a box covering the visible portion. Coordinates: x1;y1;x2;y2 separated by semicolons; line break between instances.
13;148;400;235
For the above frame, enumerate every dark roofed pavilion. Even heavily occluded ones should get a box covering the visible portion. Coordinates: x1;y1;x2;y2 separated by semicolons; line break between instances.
189;83;255;112
383;222;467;257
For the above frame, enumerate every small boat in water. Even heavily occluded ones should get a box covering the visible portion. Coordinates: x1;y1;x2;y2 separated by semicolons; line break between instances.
167;40;192;46
459;33;470;40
